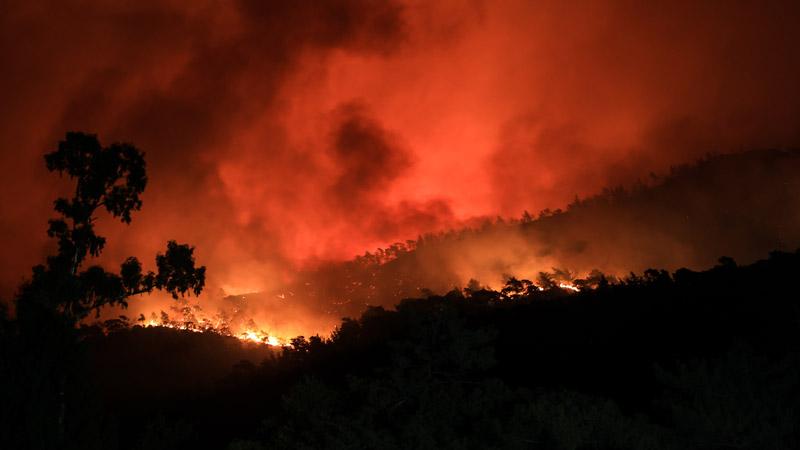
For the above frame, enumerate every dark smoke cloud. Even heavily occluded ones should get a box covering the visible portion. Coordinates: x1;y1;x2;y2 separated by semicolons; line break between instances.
0;0;410;297
1;1;800;338
330;103;413;202
323;103;455;242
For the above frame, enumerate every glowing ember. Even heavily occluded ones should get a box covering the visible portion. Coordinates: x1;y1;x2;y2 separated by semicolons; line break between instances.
558;282;580;292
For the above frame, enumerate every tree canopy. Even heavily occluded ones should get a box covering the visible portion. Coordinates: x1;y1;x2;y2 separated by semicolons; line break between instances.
17;131;206;323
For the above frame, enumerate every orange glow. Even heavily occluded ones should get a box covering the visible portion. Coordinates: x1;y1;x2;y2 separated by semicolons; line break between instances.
139;318;290;347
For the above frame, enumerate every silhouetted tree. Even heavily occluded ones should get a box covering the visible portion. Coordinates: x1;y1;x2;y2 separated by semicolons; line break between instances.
4;132;206;450
16;132;205;324
501;276;537;300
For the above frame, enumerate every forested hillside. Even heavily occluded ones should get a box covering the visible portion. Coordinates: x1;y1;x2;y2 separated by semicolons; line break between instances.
5;250;794;449
265;149;800;320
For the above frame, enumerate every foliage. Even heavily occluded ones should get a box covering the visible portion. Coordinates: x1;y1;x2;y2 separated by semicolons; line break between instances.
17;132;205;323
224;250;800;450
655;346;799;449
1;132;206;450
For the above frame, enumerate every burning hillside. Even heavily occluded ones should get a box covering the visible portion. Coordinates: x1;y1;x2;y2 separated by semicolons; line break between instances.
107;148;800;344
92;293;318;347
4;2;800;448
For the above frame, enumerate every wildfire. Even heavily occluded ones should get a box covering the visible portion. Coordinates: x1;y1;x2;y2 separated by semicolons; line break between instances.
237;329;287;346
558;282;580;292
113;274;589;348
138;319;290;347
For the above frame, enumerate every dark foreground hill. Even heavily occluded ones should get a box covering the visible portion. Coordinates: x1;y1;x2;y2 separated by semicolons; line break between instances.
5;249;795;449
221;250;800;450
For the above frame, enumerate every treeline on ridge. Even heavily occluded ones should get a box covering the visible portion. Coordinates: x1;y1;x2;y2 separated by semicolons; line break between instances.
272;148;800;320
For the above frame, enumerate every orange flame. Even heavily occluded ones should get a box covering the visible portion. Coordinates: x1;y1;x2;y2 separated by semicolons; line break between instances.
138;319;290;347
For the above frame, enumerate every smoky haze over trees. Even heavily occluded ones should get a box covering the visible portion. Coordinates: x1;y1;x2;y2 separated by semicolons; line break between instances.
109;148;800;353
230;148;800;327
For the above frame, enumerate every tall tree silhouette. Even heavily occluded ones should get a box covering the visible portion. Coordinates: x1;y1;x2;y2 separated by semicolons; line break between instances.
17;131;206;323
5;132;206;449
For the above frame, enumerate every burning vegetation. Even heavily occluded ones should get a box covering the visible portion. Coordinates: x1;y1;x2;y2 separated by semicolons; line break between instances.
87;273;589;347
75;249;800;450
89;297;291;347
3;133;800;450
106;148;800;344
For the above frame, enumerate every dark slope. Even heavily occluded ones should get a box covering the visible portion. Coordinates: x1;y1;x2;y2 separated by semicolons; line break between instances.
223;250;800;449
62;250;800;449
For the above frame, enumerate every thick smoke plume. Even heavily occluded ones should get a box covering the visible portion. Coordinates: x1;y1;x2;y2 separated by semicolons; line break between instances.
2;1;800;337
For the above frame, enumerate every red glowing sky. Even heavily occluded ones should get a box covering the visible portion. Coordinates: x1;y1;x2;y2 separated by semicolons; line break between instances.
1;0;800;297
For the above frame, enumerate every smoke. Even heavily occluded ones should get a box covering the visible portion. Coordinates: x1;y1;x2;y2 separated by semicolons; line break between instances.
265;149;800;333
2;1;800;337
0;0;413;297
